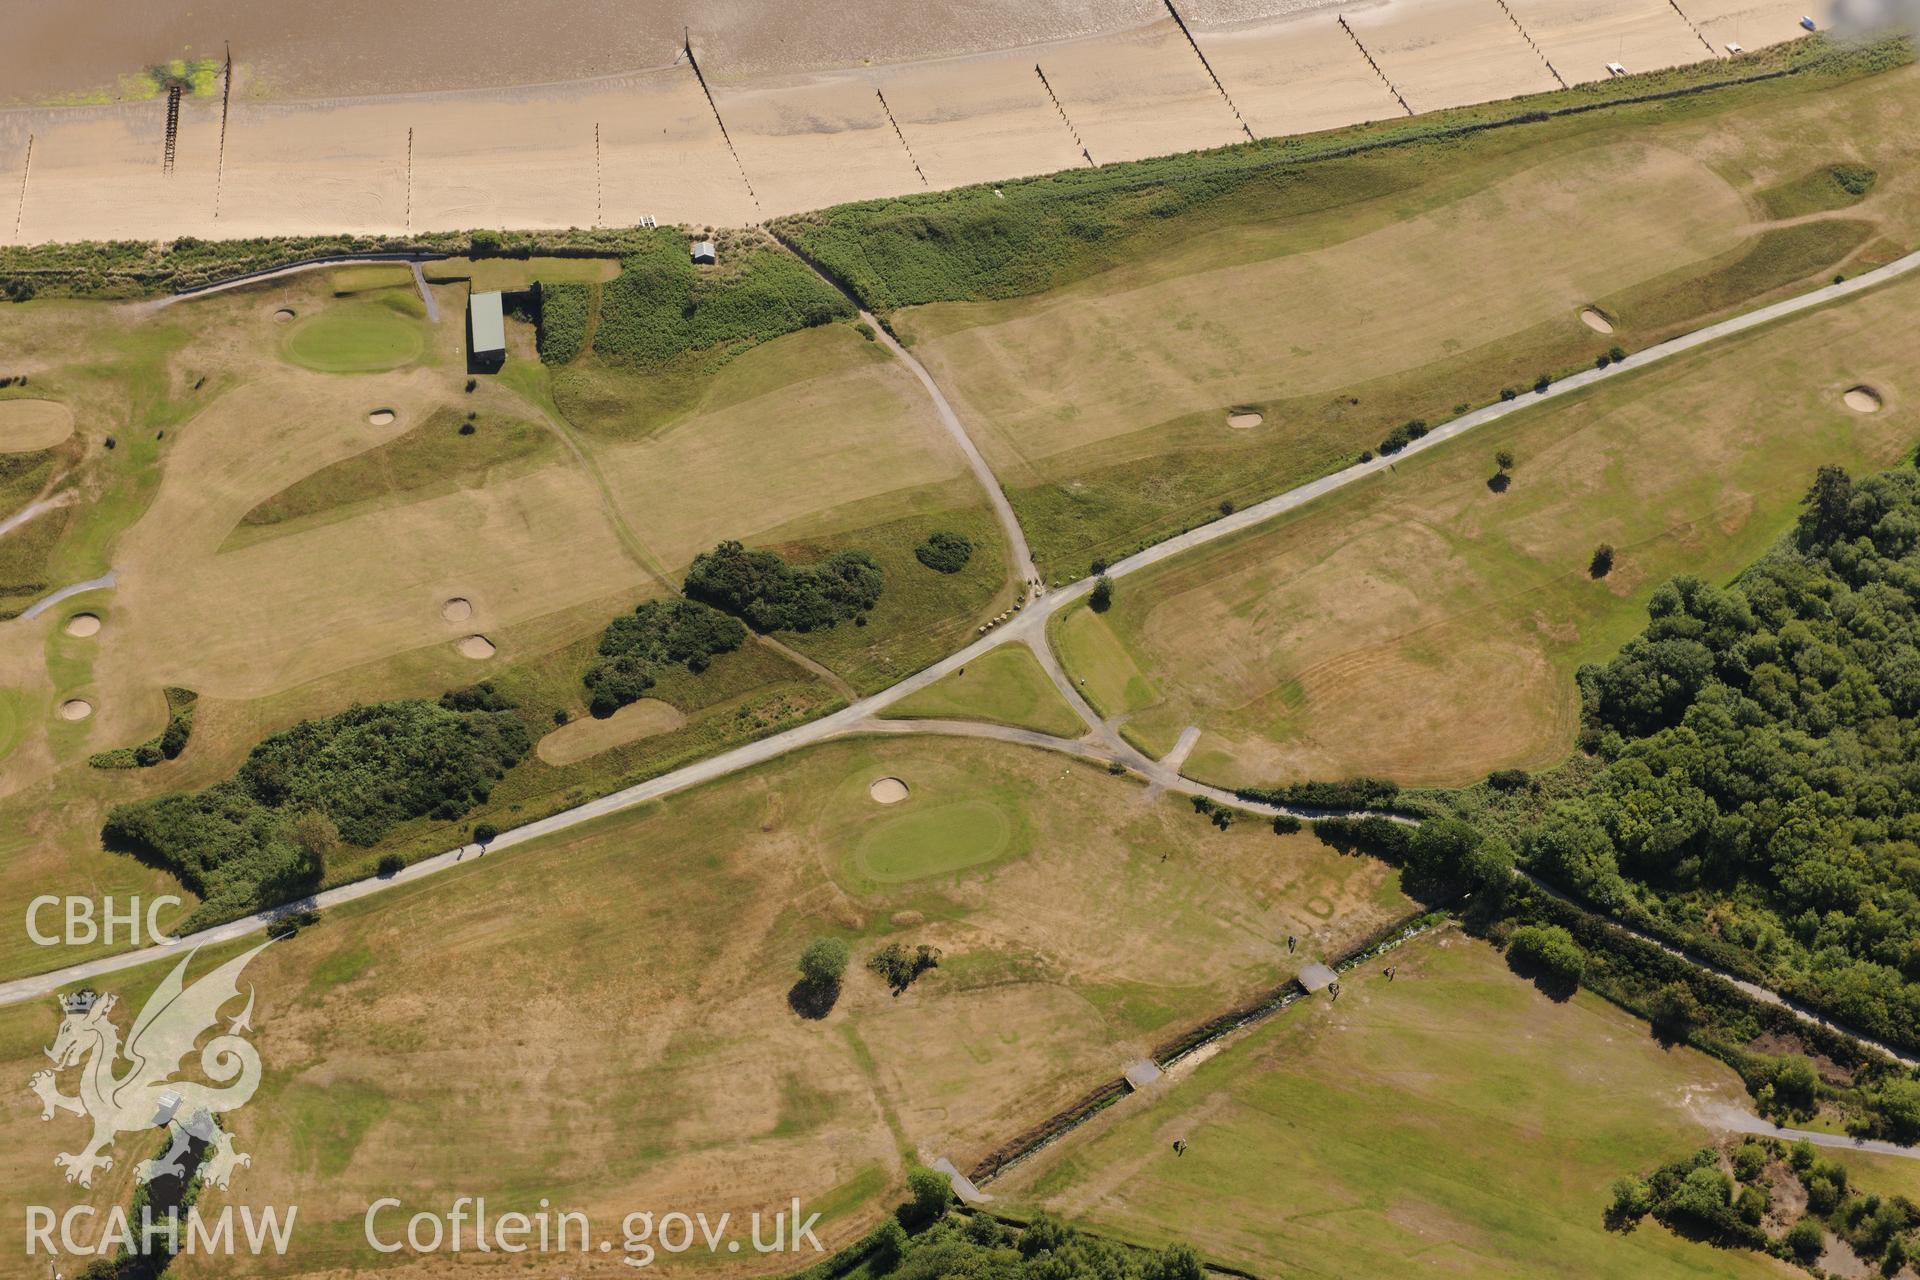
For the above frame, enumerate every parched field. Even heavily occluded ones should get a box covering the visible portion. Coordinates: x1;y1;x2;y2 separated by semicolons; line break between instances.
0;258;1011;977
885;61;1920;580
0;736;1410;1274
1053;265;1920;786
995;928;1789;1278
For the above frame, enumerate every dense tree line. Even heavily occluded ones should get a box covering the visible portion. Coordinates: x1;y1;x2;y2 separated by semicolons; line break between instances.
583;598;745;717
1519;464;1920;1051
103;689;529;923
685;540;883;633
1612;1138;1918;1272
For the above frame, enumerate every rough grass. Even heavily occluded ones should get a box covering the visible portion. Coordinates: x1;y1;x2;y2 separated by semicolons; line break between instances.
591;229;849;370
800;54;1917;581
772;36;1904;315
1058;267;1920;789
883;644;1086;738
1002;929;1777;1279
224;406;559;548
0;735;1409;1269
1757;162;1879;218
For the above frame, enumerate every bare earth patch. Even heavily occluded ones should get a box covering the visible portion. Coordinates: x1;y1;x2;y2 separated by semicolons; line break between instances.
56;699;92;721
0;399;75;451
62;613;100;638
441;596;473;623
272;308;296;323
456;634;495;660
367;408;396;426
1580;307;1615;334
1227;412;1264;430
537;699;688;766
869;776;911;804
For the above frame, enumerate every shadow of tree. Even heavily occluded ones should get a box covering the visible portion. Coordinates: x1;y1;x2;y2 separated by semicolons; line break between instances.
788;977;841;1020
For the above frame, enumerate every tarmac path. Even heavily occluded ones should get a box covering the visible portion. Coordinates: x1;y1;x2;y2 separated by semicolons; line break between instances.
6;245;1920;1015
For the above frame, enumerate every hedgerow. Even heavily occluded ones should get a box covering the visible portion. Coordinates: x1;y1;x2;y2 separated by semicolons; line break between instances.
536;281;590;365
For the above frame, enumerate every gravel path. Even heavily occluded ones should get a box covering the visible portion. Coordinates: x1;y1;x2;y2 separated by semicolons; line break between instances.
6;246;1919;1009
1690;1098;1920;1161
17;569;116;621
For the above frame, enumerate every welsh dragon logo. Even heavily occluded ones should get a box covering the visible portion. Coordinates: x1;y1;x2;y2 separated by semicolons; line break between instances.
30;941;270;1192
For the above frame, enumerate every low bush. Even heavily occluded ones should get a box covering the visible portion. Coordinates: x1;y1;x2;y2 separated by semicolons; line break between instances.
90;688;197;770
868;942;941;993
913;530;974;574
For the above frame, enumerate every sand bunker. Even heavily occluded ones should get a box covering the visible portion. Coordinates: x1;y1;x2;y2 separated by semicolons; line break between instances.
1227;411;1264;429
869;776;911;804
536;699;687;766
63;613;101;638
0;399;76;451
1580;308;1615;334
57;698;93;721
272;308;296;323
441;597;474;622
1844;385;1883;413
368;409;396;426
457;634;496;659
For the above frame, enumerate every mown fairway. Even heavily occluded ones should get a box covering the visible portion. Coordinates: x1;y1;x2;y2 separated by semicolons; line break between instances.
0;736;1408;1271
998;929;1785;1279
1055;268;1920;786
882;63;1920;580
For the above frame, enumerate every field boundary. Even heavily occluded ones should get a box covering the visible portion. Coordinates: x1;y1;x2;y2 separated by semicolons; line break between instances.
966;905;1451;1184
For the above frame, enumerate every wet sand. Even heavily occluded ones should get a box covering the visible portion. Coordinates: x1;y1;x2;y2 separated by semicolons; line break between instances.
0;0;1825;245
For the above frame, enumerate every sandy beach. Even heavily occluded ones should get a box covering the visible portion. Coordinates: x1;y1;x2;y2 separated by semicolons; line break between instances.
0;0;1830;245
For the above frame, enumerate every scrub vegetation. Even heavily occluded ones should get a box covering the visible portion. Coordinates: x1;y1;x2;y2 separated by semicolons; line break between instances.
101;690;530;924
583;598;746;717
1509;463;1920;1055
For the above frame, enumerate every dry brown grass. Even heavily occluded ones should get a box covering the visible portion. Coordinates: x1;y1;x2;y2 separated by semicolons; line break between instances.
1065;268;1920;787
0;735;1408;1275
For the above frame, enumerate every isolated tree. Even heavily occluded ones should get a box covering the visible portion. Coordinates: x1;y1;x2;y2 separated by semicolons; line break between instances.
1495;448;1515;473
799;937;850;988
1590;543;1615;578
1089;576;1114;612
473;821;499;846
